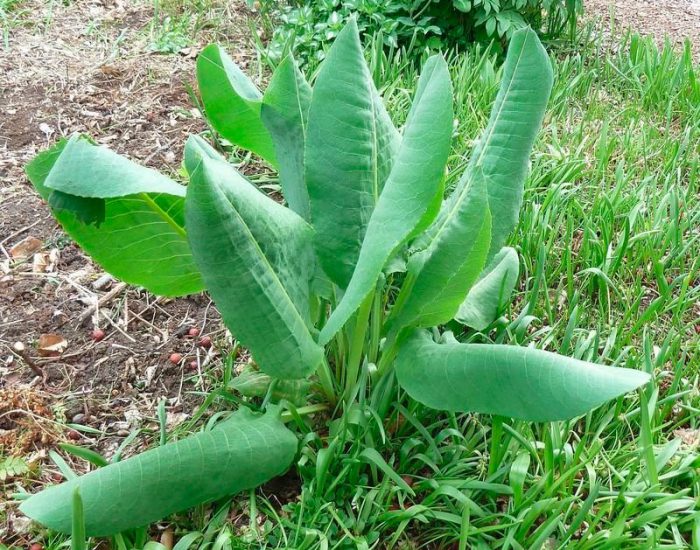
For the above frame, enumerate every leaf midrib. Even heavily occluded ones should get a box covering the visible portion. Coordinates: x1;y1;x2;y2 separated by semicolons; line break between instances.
139;193;187;238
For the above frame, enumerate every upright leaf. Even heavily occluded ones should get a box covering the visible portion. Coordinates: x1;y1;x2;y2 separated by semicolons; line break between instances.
319;55;453;344
395;330;650;421
197;44;277;165
305;19;401;288
185;145;322;379
456;246;520;330
261;55;313;221
27;137;203;297
387;27;552;330
466;27;553;260
387;176;492;330
20;408;297;536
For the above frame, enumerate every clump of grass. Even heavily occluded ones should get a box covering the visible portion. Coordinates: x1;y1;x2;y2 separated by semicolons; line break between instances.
146;0;255;55
0;0;29;48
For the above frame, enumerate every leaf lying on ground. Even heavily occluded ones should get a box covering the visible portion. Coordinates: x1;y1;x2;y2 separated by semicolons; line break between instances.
10;236;42;259
37;334;67;357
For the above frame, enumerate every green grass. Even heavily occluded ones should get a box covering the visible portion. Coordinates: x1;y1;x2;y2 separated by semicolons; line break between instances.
19;26;700;550
145;0;252;54
0;0;28;47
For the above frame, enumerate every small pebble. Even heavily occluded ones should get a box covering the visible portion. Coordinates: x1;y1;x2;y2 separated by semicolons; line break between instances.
67;430;81;441
198;336;212;348
117;429;130;437
72;413;86;424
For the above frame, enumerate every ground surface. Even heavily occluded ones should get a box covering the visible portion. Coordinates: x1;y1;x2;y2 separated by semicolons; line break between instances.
585;0;700;60
0;0;698;546
0;0;258;541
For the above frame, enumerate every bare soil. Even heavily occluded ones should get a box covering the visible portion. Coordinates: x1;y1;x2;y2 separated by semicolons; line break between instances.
585;0;700;61
0;0;259;543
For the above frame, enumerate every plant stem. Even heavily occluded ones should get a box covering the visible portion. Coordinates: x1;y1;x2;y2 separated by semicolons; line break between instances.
640;331;658;486
488;416;505;476
385;271;416;329
344;292;374;403
376;332;399;378
317;357;337;405
368;280;384;365
281;403;329;423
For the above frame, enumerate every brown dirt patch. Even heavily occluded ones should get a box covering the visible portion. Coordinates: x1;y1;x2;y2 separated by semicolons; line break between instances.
0;0;261;543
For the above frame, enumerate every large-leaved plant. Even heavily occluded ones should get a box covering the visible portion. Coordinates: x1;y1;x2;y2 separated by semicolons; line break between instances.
20;21;648;537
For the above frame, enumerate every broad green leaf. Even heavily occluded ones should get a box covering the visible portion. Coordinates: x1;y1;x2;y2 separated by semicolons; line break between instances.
258;54;333;297
197;44;277;166
184;133;223;174
467;27;553;261
185;146;323;379
395;330;650;421
319;55;453;345
45;136;187;198
387;176;492;330
20;408;297;536
306;19;401;288
456;246;520;330
387;27;552;330
26;138;203;297
229;366;311;406
261;55;313;221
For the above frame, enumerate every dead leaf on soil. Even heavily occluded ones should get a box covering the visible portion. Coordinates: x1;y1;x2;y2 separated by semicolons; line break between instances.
10;236;42;259
99;64;122;77
39;122;54;137
32;249;60;273
37;333;68;357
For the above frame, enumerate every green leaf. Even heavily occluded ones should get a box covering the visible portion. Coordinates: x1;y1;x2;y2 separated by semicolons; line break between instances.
71;488;86;550
360;448;415;496
468;28;553;261
229;367;311;406
26;138;203;297
197;44;277;165
305;19;401;288
44;136;187;198
387;176;492;330
20;408;297;537
261;55;313;221
184;134;222;175
319;55;453;344
387;27;552;331
185;145;323;379
455;246;520;330
395;330;650;421
48;192;105;226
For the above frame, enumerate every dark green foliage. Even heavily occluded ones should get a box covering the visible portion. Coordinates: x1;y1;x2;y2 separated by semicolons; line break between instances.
260;0;580;64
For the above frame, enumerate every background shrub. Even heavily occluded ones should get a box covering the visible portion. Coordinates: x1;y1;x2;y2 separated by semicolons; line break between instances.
259;0;581;64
